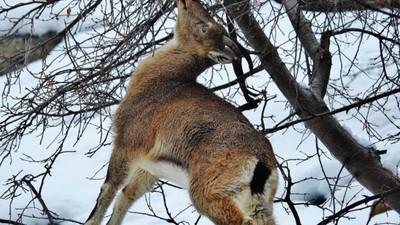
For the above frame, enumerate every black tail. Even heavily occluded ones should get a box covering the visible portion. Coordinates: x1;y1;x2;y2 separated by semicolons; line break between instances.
250;161;271;195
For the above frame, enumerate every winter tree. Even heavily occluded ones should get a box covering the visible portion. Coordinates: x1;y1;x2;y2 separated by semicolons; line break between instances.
0;0;399;224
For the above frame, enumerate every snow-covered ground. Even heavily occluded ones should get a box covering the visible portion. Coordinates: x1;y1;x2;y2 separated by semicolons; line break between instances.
1;61;399;225
1;1;399;225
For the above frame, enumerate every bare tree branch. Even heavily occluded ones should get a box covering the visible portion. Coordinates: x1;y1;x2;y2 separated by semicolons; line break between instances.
317;186;400;225
282;0;320;58
265;87;400;133
0;219;28;225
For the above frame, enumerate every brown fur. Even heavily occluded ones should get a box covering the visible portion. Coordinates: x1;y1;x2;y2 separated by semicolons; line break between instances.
84;1;278;225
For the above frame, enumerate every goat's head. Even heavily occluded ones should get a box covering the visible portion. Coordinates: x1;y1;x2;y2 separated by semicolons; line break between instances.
175;0;241;64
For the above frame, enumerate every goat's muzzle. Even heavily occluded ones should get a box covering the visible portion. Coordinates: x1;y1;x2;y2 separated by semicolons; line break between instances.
222;35;241;60
207;35;241;64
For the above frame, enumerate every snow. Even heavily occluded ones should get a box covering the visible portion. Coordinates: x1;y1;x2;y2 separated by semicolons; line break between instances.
1;1;400;225
0;1;103;36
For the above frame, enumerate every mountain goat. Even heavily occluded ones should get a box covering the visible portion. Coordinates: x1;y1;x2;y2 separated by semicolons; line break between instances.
84;0;278;224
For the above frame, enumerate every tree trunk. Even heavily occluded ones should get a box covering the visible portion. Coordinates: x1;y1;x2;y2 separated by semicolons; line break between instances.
224;0;400;214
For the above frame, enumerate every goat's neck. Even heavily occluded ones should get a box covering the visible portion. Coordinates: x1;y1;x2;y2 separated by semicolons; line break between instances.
128;42;213;95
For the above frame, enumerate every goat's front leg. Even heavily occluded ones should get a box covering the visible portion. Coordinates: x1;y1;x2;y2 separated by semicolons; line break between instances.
84;150;135;225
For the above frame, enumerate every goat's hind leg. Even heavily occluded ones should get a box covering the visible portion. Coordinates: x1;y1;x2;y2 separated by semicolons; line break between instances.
246;169;278;225
84;151;134;225
189;166;254;225
190;187;253;225
106;169;158;225
246;194;276;225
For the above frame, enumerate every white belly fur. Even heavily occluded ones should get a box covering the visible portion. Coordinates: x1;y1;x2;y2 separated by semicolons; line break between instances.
140;161;190;189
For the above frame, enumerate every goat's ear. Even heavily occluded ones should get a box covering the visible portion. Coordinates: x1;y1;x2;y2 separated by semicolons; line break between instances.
179;0;187;10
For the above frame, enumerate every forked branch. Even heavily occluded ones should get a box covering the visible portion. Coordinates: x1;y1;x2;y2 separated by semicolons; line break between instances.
282;0;331;98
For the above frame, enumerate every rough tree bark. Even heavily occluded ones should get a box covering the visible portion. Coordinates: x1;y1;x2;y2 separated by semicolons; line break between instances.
224;0;400;214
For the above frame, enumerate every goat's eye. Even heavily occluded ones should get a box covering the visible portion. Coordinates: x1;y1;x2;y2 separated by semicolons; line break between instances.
201;23;209;33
